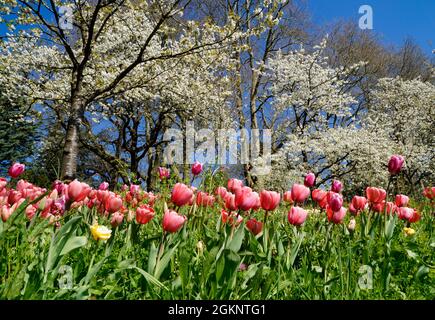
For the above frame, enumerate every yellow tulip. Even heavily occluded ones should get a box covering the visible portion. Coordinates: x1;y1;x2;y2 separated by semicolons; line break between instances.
90;223;112;242
403;227;416;236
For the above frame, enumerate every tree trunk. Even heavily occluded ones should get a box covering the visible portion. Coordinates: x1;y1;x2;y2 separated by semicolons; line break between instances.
61;97;83;180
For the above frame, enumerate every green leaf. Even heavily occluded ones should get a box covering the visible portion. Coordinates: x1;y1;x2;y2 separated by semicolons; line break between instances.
415;265;429;280
154;242;179;279
226;226;245;253
60;236;87;256
147;242;158;274
130;266;168;291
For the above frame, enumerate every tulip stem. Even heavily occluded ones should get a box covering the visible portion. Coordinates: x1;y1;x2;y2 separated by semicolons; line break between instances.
156;232;167;269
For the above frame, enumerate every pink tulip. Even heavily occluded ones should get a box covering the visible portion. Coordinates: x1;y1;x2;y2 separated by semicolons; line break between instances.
8;190;22;205
191;161;203;176
388;155;404;175
246;218;263;235
136;204;155;225
397;207;414;220
236;187;260;211
196;191;215;207
385;202;397;215
327;192;343;212
68;180;91;202
25;205;37;220
291;184;310;204
99;182;109;190
283;191;293;203
8;162;25;179
327;206;347;224
105;195;123;213
331;180;343;193
227;179;243;193
224;193;238;211
351;196;367;215
158;167;170;180
260;190;281;211
288;206;308;226
395;194;409;207
215;186;228;200
171;183;194;207
163;210;187;233
130;184;140;195
366;187;387;204
1;205;12;222
312;189;328;209
221;209;243;226
0;178;7;192
304;172;316;188
110;212;124;227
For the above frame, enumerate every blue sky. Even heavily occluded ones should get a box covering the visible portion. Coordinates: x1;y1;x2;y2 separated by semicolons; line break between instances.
308;0;434;55
1;1;433;55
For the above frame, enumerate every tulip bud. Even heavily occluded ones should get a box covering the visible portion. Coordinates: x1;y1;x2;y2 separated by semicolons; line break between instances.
347;218;356;232
191;161;203;176
8;162;25;179
388;155;404;175
304;172;316;188
331;180;343;193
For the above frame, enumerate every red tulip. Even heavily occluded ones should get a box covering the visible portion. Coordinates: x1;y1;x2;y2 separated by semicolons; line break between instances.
331;180;343;193
388;155;404;175
171;183;194;207
408;209;421;223
227;178;243;193
136;204;155;224
312;189;328;209
423;187;435;200
366;187;386;204
260;190;281;211
327;206;347;224
291;184;310;204
304;172;316;188
395;194;409;207
246;218;263;235
158;167;170;180
371;201;384;213
163;210;187;233
191;161;203;175
288;206;308;226
110;212;124;227
8;162;25;179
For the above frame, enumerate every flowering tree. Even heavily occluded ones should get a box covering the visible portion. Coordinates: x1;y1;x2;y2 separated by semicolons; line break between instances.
0;0;240;180
367;77;435;192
